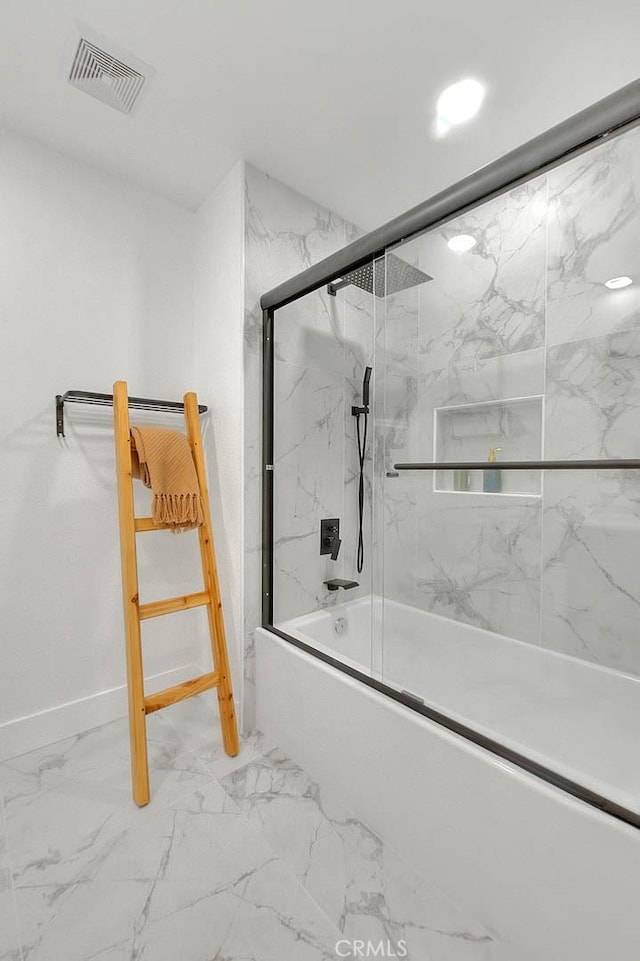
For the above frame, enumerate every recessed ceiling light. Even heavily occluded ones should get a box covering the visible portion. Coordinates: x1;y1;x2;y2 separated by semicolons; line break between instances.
604;276;633;289
435;78;485;136
447;234;477;253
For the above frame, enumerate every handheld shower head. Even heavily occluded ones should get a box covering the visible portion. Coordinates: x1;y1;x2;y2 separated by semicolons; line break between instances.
362;366;372;411
352;366;373;417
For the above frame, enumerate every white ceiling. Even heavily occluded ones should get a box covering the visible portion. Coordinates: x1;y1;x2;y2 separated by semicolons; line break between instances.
1;0;639;230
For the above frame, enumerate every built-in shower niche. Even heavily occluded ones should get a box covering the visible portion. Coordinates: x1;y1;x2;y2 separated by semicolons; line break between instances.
434;396;543;496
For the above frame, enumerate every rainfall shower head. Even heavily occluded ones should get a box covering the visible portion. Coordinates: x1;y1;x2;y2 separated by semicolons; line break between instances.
328;254;432;298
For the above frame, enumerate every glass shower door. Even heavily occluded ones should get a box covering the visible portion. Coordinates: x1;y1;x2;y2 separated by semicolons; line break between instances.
376;178;548;741
375;122;640;820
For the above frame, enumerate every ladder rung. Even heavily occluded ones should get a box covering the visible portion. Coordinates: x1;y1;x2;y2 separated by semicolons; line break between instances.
144;671;220;714
139;590;210;620
135;517;162;532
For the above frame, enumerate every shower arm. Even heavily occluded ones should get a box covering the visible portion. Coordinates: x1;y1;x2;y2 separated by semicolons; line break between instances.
327;278;351;296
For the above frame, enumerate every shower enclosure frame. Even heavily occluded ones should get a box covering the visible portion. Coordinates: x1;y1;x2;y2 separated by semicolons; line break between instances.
261;79;640;830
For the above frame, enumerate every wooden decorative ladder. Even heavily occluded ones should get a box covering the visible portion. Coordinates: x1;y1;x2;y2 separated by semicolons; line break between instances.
113;380;239;806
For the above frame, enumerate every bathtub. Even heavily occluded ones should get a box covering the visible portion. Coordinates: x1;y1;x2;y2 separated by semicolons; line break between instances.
277;595;640;817
258;598;640;961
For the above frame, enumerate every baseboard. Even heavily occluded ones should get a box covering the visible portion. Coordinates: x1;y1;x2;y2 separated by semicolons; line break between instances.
0;664;200;762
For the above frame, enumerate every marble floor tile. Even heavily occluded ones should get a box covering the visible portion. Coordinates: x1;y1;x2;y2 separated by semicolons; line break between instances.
116;857;341;961
149;692;267;780
2;760;340;960
0;694;261;813
0;865;21;961
11;809;338;961
221;750;352;883
1;697;506;960
221;749;501;960
1;714;208;804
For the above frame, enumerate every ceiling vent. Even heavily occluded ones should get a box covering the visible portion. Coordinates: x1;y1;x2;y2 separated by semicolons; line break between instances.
68;36;148;115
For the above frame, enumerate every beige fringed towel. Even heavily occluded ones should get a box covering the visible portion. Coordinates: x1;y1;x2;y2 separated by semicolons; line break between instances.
130;426;204;531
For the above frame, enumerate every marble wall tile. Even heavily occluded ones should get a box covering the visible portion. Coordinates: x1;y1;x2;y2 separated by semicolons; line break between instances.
271;338;376;626
342;285;377;384
542;327;640;673
275;289;345;375
414;498;542;644
273;362;346;623
380;476;419;608
420;348;545;416
547;123;640;347
382;122;640;673
382;371;419;461
416;178;547;369
541;470;640;673
273;363;345;531
243;164;360;729
380;346;545;639
545;329;640;460
384;285;420;376
375;275;420;605
273;533;339;626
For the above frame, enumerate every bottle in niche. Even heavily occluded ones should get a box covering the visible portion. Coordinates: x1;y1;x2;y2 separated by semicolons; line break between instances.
453;469;470;491
483;446;502;493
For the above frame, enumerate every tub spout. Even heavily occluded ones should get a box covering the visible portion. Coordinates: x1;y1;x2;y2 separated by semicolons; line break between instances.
324;578;359;592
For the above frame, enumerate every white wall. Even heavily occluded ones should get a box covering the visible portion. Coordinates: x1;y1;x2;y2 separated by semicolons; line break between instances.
0;132;358;753
193;162;245;707
0;129;203;758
